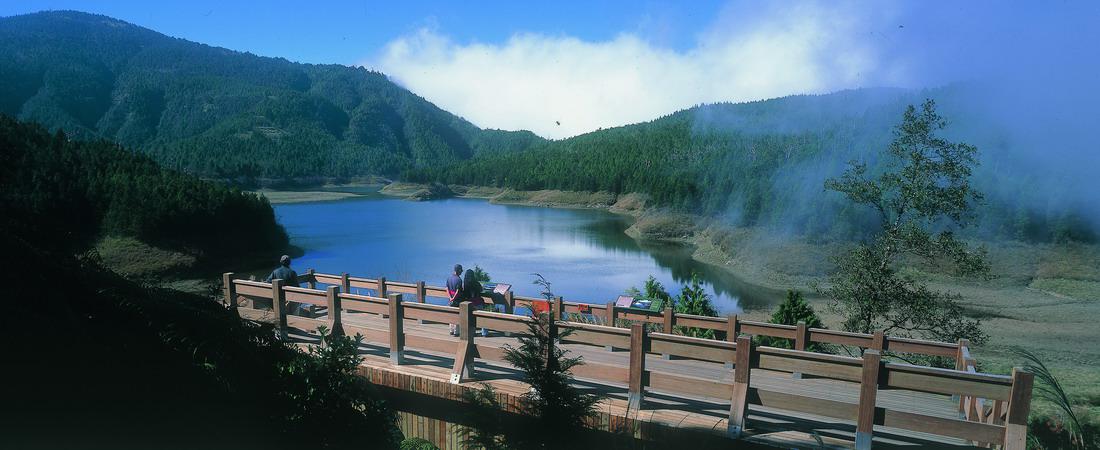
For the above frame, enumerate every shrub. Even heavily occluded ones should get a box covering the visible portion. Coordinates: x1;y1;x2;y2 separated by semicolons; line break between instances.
757;291;826;351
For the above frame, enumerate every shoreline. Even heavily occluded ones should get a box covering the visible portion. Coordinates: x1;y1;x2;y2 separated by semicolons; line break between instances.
368;182;1100;416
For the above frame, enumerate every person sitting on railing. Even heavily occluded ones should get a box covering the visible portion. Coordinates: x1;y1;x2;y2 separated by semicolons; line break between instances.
264;255;306;315
447;264;465;336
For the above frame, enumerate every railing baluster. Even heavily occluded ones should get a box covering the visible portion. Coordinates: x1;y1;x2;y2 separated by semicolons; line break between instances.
725;314;740;369
855;349;883;450
793;321;809;378
451;302;477;383
223;272;238;310
662;307;676;360
271;278;287;339
628;323;647;411
728;335;753;438
605;302;617;351
389;293;405;365
326;285;343;337
1003;368;1034;450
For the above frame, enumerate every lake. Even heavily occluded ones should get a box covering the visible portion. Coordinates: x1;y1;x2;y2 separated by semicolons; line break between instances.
273;193;778;313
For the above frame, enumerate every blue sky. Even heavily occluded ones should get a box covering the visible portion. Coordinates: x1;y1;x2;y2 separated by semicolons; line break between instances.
3;1;1098;140
0;0;726;64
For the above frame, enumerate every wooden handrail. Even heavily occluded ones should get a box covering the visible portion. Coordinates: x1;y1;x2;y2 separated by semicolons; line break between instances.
301;271;966;360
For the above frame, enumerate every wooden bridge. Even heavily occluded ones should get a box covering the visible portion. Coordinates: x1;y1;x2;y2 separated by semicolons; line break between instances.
223;270;1033;449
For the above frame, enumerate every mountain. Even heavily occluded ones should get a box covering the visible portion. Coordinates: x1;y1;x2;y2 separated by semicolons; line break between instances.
0;11;542;182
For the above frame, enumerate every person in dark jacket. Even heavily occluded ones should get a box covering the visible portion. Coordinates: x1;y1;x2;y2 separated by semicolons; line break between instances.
462;269;489;337
264;255;304;314
447;264;464;336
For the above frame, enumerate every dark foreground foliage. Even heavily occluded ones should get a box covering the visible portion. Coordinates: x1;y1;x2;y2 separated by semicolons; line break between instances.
0;231;400;449
0;116;399;449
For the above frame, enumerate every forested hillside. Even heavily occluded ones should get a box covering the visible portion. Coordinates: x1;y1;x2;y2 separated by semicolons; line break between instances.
408;87;1098;244
0;11;540;182
0;115;287;261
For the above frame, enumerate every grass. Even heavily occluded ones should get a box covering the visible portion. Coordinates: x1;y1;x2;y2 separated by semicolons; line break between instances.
624;211;697;241
254;189;363;204
489;188;617;208
687;224;1100;420
95;236;197;278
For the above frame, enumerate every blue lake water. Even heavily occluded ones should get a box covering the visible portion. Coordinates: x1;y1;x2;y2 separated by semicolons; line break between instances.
273;193;778;313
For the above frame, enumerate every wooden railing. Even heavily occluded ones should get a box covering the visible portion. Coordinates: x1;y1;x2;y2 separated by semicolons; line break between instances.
223;272;1034;450
301;271;963;363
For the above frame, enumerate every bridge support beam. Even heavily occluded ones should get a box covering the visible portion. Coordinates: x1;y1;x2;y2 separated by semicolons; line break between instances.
728;335;752;438
855;349;883;450
628;323;647;411
389;293;405;365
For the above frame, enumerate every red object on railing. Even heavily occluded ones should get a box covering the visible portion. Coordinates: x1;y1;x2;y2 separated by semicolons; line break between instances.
530;300;550;314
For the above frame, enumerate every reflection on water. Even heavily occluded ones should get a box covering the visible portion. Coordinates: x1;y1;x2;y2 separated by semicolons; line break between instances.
274;195;779;313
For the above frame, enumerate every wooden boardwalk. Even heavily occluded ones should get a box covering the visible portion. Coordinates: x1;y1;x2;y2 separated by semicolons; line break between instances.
243;307;990;449
227;271;1032;449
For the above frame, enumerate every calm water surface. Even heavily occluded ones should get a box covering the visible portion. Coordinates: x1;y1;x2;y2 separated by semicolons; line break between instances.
274;194;777;313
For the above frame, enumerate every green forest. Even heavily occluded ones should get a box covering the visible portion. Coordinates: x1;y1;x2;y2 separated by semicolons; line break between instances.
0;114;287;261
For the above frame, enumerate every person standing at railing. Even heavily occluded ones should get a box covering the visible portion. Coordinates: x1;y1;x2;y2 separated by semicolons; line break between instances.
447;264;465;336
462;269;489;337
264;255;305;315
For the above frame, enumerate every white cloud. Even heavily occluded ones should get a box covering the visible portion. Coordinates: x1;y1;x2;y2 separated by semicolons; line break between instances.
373;2;901;139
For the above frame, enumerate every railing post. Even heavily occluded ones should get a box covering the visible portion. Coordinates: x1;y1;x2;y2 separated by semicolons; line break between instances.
505;291;515;315
1003;368;1034;450
792;321;809;378
954;339;969;408
340;272;351;295
377;276;388;298
503;291;515;337
855;349;883;450
551;296;563;322
388;293;405;365
662;307;676;359
871;331;885;352
451;302;477;383
605;301;617;351
271;279;287;340
305;268;317;317
728;335;753;438
546;310;559;372
628;323;647;411
223;272;238;310
415;281;427;324
326;286;343;337
725;314;740;369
